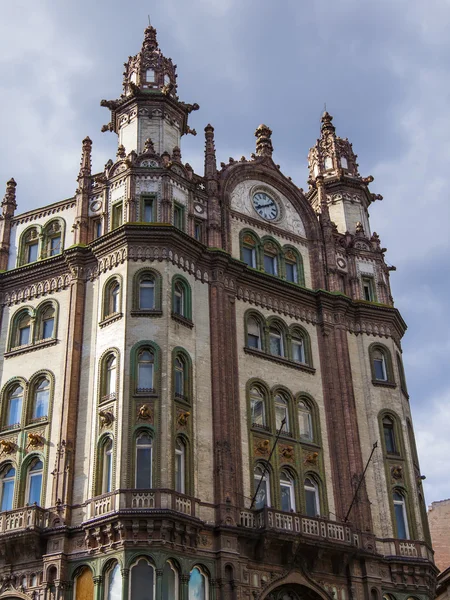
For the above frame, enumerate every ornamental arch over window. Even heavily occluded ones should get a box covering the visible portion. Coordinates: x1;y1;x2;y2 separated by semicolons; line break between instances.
36;300;57;342
102;275;122;320
97;435;114;495
131;341;161;397
189;565;209;600
297;395;315;442
273;390;291;435
135;430;153;489
24;456;44;506
240;230;260;268
42;218;64;258
9;302;59;351
3;380;25;428
18;226;41;266
280;469;296;512
104;560;123;600
379;411;403;457
304;474;321;517
29;374;51;422
9;308;33;349
267;318;287;358
283;246;305;285
175;436;187;494
133;268;162;313
162;559;180;600
172;275;192;321
261;237;281;276
369;343;395;385
246;312;264;350
130;556;156;600
248;381;269;430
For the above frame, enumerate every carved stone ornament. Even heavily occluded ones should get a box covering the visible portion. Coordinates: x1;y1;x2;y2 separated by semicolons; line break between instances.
137;404;153;422
304;451;319;466
279;444;294;462
391;465;403;480
0;439;17;454
99;409;114;428
177;411;190;428
254;439;270;457
28;432;45;448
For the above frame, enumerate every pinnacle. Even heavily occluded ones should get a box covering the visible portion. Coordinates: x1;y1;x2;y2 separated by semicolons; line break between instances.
6;178;16;186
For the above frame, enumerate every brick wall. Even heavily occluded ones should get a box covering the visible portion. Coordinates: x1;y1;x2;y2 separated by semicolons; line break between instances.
429;499;450;571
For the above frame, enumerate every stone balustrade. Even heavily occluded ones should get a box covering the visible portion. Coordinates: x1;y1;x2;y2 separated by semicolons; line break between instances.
0;505;48;533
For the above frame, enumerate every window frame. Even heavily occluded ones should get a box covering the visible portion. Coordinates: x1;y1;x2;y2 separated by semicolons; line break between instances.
173;203;185;230
393;489;410;540
0;464;16;512
361;276;376;302
140;194;156;222
111;202;123;230
102;276;122;322
240;231;260;269
304;475;320;517
132;269;162;315
253;464;271;510
129;557;156;599
369;344;395;387
25;457;44;506
280;469;296;513
172;349;192;403
249;384;268;431
135;431;153;489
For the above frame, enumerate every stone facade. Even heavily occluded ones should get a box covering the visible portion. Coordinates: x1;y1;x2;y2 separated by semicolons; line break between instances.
0;23;436;600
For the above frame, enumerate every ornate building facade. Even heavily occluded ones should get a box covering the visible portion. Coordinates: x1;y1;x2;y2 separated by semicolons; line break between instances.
0;24;436;600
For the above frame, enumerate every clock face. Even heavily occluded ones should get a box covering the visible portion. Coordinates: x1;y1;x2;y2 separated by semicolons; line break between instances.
252;192;279;221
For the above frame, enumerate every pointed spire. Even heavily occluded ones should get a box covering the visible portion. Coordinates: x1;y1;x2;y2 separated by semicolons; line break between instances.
255;124;273;158
77;136;92;183
142;24;158;52
204;124;217;180
2;178;17;217
321;111;336;134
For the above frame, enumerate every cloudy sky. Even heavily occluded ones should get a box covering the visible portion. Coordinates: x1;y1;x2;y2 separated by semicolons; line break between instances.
1;0;448;506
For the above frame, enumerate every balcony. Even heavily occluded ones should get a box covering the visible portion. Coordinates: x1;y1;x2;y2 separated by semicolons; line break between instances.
0;506;49;535
376;538;434;562
239;507;357;547
85;488;200;522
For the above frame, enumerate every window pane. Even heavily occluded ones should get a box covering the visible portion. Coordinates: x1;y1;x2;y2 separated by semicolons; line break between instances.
131;559;154;600
189;568;205;600
286;262;297;283
394;495;409;539
19;325;30;346
251;399;265;426
28;472;42;505
34;380;49;419
275;398;288;432
175;442;185;494
292;339;305;363
43;317;54;339
298;402;312;441
374;358;386;380
50;236;61;256
174;284;184;315
7;387;23;426
383;421;396;453
264;254;277;275
95;221;102;238
142;200;153;222
242;247;255;267
107;564;122;600
139;279;155;309
1;471;15;512
104;444;113;493
136;445;152;488
162;562;177;600
281;483;292;512
254;476;268;510
305;488;317;517
27;242;38;263
269;331;283;356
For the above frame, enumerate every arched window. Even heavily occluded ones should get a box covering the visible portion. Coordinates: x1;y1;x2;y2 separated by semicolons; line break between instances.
103;279;121;319
189;567;208;600
136;433;152;489
104;355;117;398
175;439;186;494
6;384;23;426
291;330;306;363
162;560;179;600
274;394;289;434
0;465;15;511
32;377;50;420
21;228;40;265
247;316;262;349
373;348;387;381
280;471;296;512
393;490;410;539
44;220;63;257
304;476;320;517
241;233;257;268
382;416;398;455
27;459;43;505
263;241;279;276
101;439;113;494
74;567;94;600
298;399;313;442
39;305;55;340
137;349;154;392
283;248;304;285
269;324;285;357
105;562;122;600
250;387;266;428
172;277;192;320
130;558;155;600
254;465;270;509
174;356;185;397
15;312;31;347
139;275;155;310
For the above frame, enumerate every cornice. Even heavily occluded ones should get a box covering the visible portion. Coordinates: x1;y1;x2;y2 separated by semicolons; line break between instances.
11;198;76;226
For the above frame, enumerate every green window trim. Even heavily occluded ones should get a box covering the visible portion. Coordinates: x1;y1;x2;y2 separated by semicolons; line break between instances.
130;340;161;397
7;301;59;352
18;453;46;508
140;194;157;223
369;343;396;387
111;202;123;230
132;268;163;315
98;349;120;403
283;245;305;286
172;347;193;404
396;352;408;397
174;433;193;497
41;218;65;259
102;275;123;321
17;226;42;267
95;434;115;496
173;202;185;231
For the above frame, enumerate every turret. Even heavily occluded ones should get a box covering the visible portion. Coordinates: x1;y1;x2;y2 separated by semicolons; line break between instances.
100;25;199;156
0;178;17;270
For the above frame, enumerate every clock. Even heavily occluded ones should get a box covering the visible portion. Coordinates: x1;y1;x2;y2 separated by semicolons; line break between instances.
252;192;279;221
194;204;204;214
90;199;102;213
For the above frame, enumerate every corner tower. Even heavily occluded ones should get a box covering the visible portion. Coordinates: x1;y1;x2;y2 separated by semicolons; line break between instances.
101;25;199;155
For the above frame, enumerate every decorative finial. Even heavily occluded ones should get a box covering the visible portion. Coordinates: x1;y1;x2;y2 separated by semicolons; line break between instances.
2;178;17;215
321;111;335;134
204;124;217;180
78;137;92;181
255;124;273;158
143;138;155;154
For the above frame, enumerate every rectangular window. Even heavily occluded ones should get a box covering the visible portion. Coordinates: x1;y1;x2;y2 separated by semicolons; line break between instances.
394;502;409;539
254;477;269;509
362;277;375;301
280;483;293;512
374;358;387;381
251;399;265;426
305;489;317;517
28;473;42;505
136;446;152;488
173;204;184;230
27;242;38;263
141;196;154;222
49;236;61;256
247;334;260;349
285;262;297;283
269;332;283;356
264;254;277;275
112;203;123;230
243;247;256;268
19;326;30;346
292;339;305;363
7;398;22;426
1;480;14;512
194;220;203;242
